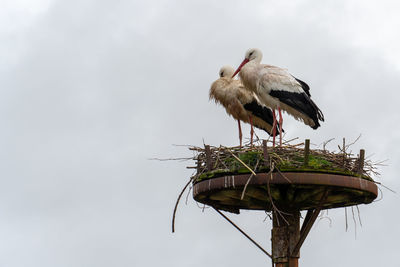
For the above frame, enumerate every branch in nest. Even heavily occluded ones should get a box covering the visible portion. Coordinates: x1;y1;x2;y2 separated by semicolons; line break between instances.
171;177;194;233
240;159;261;200
149;157;194;161
345;134;362;150
373;181;396;193
225;147;257;176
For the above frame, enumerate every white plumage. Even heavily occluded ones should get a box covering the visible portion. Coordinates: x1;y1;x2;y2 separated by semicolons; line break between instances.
233;48;324;146
210;65;279;147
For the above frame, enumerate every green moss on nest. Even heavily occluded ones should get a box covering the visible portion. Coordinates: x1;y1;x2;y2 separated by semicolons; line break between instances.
194;145;374;183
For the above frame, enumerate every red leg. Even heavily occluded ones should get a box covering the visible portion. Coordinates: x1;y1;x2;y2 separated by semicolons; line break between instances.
278;107;283;146
272;110;277;147
249;115;254;146
238;120;242;147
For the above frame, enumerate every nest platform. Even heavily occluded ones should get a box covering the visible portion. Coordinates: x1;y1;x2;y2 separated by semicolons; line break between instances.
190;140;378;213
193;172;377;214
185;140;380;266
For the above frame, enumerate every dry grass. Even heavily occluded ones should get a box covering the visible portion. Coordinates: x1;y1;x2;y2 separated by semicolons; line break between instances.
187;138;382;183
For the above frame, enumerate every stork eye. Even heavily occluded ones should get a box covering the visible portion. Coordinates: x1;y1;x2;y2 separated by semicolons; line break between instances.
249;51;254;56
220;71;224;76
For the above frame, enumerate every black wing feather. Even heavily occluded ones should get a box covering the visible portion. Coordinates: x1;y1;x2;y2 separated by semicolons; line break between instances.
269;90;324;129
294;77;311;97
243;100;283;134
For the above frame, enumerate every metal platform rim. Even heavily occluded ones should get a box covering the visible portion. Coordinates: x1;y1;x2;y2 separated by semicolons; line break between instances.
193;172;378;213
194;172;377;196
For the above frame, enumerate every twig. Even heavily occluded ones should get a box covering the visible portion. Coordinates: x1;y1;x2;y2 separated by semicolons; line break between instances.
274;168;293;184
263;211;273;222
356;205;362;227
342;138;346;168
172;177;194;233
373;187;383;202
345;134;362;149
373;181;396;193
241;159;261;200
215;146;228;169
322;138;335;151
185;184;192;205
149;157;193;161
172;144;197;147
225;148;257;176
318;216;332;227
266;165;290;225
282;137;299;145
351;206;357;239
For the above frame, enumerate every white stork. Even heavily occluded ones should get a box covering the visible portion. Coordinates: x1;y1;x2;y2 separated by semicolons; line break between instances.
210;65;281;147
232;48;324;146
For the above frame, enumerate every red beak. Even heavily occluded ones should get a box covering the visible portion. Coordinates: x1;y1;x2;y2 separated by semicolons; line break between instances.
232;58;249;78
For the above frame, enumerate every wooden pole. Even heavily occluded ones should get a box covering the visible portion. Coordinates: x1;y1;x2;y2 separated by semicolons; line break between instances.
358;149;365;175
204;145;212;171
272;210;300;267
304;139;310;167
263;140;269;165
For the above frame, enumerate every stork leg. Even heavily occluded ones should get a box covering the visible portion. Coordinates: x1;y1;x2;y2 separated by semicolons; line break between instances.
238;120;243;147
272;110;277;147
278;107;283;147
249;115;254;146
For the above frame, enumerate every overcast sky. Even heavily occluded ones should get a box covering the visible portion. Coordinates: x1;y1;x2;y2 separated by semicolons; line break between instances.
1;0;399;266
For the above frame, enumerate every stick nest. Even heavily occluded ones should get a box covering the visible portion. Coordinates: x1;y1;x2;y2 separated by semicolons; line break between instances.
170;137;385;232
189;138;380;183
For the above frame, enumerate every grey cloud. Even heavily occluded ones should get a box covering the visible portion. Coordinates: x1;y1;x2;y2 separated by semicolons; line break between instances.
0;0;398;266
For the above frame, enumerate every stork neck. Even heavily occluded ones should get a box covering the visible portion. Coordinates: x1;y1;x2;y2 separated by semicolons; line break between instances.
252;56;262;64
239;61;258;92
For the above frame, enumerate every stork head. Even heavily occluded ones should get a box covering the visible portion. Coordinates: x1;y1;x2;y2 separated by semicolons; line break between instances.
219;65;235;78
245;48;263;63
232;48;263;78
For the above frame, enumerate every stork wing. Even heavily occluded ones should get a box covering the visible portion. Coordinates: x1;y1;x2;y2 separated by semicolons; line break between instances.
258;65;306;95
258;64;324;128
293;77;311;97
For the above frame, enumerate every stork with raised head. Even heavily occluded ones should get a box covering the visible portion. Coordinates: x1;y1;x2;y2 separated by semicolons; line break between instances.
210;65;281;147
232;48;324;146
